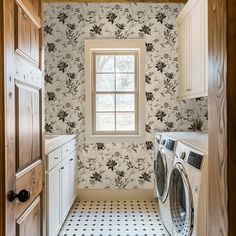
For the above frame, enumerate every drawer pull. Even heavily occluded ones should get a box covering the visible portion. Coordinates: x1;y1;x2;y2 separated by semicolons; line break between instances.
54;157;58;160
70;158;73;161
61;167;64;170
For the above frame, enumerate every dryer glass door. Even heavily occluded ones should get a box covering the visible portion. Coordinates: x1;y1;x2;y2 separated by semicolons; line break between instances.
169;163;193;236
154;150;167;202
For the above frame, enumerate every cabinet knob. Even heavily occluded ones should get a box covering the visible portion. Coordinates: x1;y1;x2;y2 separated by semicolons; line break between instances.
61;167;64;169
8;189;30;203
70;158;73;161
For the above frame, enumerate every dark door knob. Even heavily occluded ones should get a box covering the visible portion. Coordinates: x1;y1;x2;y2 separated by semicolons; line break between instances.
8;189;30;202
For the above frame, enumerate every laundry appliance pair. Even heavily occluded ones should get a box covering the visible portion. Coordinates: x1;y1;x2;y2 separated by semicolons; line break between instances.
153;132;208;236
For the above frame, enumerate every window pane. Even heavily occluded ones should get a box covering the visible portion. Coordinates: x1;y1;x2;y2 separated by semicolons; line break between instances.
116;94;135;111
116;55;135;72
96;113;115;131
116;74;135;91
116;113;135;131
96;94;114;111
96;74;115;91
96;55;114;72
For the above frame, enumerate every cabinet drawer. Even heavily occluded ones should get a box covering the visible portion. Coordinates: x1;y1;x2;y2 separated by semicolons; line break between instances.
62;142;71;159
70;139;77;153
48;148;61;171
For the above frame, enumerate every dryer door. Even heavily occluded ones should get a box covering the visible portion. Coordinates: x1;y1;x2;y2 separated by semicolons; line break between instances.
154;149;168;202
169;163;194;236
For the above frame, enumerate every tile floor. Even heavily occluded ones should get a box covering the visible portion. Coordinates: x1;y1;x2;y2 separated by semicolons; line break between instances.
59;200;168;236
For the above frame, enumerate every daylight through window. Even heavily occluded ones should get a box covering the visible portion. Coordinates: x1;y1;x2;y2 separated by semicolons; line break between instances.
93;52;138;134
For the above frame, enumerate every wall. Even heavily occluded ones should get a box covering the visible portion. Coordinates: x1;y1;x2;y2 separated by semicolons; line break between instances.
44;3;208;189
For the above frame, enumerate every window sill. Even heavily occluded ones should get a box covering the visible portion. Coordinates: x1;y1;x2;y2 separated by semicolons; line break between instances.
86;134;145;143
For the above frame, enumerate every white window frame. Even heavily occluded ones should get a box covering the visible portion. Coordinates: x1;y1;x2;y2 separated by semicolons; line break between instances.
85;39;145;143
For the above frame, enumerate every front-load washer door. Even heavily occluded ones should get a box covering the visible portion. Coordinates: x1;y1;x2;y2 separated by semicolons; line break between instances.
154;150;168;202
169;163;194;236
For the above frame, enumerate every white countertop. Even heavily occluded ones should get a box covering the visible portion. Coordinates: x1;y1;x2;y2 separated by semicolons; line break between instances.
45;135;76;154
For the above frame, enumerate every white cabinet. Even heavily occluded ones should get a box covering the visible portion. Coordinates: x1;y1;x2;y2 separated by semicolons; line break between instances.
48;163;61;236
46;136;77;236
68;152;77;205
177;0;208;99
60;155;70;223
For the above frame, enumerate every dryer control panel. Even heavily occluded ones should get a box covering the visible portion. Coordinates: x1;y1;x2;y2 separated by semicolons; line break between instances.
187;151;203;170
165;139;175;151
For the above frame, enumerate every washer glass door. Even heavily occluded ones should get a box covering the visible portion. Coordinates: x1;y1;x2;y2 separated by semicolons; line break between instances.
154;150;168;202
169;163;193;236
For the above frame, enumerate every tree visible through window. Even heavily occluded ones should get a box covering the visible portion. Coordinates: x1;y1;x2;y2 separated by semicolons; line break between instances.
93;52;138;134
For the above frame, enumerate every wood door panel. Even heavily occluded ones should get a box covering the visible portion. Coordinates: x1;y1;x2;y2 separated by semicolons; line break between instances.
27;0;39;16
15;161;43;219
15;4;40;64
15;83;41;171
16;196;41;236
15;55;42;88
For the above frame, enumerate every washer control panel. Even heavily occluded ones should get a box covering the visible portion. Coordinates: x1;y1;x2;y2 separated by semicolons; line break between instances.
187;151;203;170
165;139;176;151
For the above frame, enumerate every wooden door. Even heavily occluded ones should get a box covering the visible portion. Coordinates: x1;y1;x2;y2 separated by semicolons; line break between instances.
3;0;44;235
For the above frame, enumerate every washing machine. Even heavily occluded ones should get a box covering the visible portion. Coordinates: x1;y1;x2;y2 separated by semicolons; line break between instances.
169;136;208;236
154;132;178;235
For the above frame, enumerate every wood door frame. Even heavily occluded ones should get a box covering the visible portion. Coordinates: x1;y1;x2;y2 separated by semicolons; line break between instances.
0;0;5;235
0;0;235;235
208;0;236;235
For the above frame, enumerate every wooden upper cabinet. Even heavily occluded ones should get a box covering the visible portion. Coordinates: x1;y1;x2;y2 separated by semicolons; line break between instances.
177;0;208;100
15;3;40;64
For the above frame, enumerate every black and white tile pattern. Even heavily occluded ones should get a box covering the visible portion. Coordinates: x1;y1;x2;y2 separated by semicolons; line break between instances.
59;200;168;236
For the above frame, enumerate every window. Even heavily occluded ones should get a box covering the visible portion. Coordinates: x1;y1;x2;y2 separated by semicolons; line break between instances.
85;39;145;142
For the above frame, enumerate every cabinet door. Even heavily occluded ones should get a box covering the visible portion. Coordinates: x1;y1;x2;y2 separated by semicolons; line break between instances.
190;0;205;95
68;152;77;205
48;164;61;236
178;14;190;99
60;156;70;223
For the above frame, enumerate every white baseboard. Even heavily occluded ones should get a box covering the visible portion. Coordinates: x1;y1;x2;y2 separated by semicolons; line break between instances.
77;189;154;201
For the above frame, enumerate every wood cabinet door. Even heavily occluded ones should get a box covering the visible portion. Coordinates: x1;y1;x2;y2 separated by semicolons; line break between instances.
48;164;61;236
4;0;44;235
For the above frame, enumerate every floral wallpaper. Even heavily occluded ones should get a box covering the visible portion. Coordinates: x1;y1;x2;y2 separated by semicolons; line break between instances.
44;3;208;189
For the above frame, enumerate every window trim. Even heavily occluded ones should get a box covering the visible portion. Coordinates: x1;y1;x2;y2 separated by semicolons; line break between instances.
85;39;145;143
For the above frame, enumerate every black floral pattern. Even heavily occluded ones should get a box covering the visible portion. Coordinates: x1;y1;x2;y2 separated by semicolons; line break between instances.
155;110;166;122
155;61;166;73
57;12;68;24
145;43;154;52
90;25;102;35
47;91;56;101
139;25;151;35
96;143;105;150
57;61;68;73
106;159;118;171
47;43;56;52
57;110;68;122
139;172;151;182
44;3;208;189
155;12;166;24
44;25;53;35
106;12;117;24
90;172;102;182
